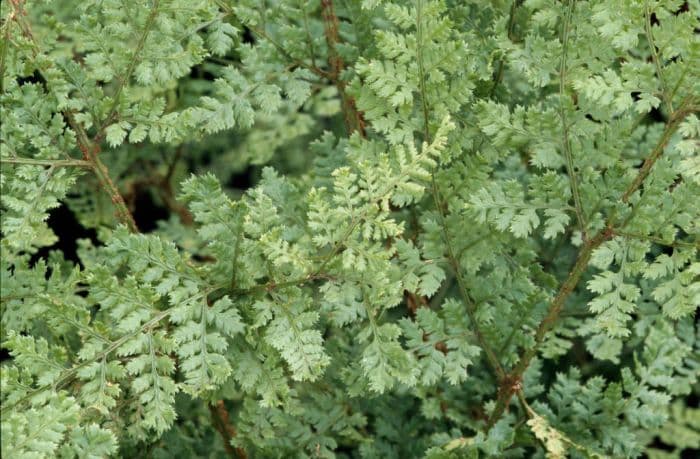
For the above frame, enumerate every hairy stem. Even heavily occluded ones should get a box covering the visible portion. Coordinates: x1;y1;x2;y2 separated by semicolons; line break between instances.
486;103;696;430
620;107;688;203
486;227;610;430
5;6;140;233
66;112;139;232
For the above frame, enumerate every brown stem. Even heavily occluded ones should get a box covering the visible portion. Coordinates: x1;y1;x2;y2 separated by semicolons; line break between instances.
135;155;194;226
220;0;365;135
65;112;139;232
320;0;366;136
209;400;247;459
7;5;139;233
405;290;429;316
159;148;194;225
124;173;194;227
621;109;687;203
8;0;35;44
486;227;611;430
486;102;696;430
158;186;194;226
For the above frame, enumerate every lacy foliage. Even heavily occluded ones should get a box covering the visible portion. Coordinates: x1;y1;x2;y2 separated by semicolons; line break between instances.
1;0;698;457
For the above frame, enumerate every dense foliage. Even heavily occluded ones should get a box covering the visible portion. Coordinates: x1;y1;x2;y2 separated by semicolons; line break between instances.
1;0;699;457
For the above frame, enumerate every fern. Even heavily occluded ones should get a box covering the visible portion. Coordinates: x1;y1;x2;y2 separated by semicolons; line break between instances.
1;0;698;457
